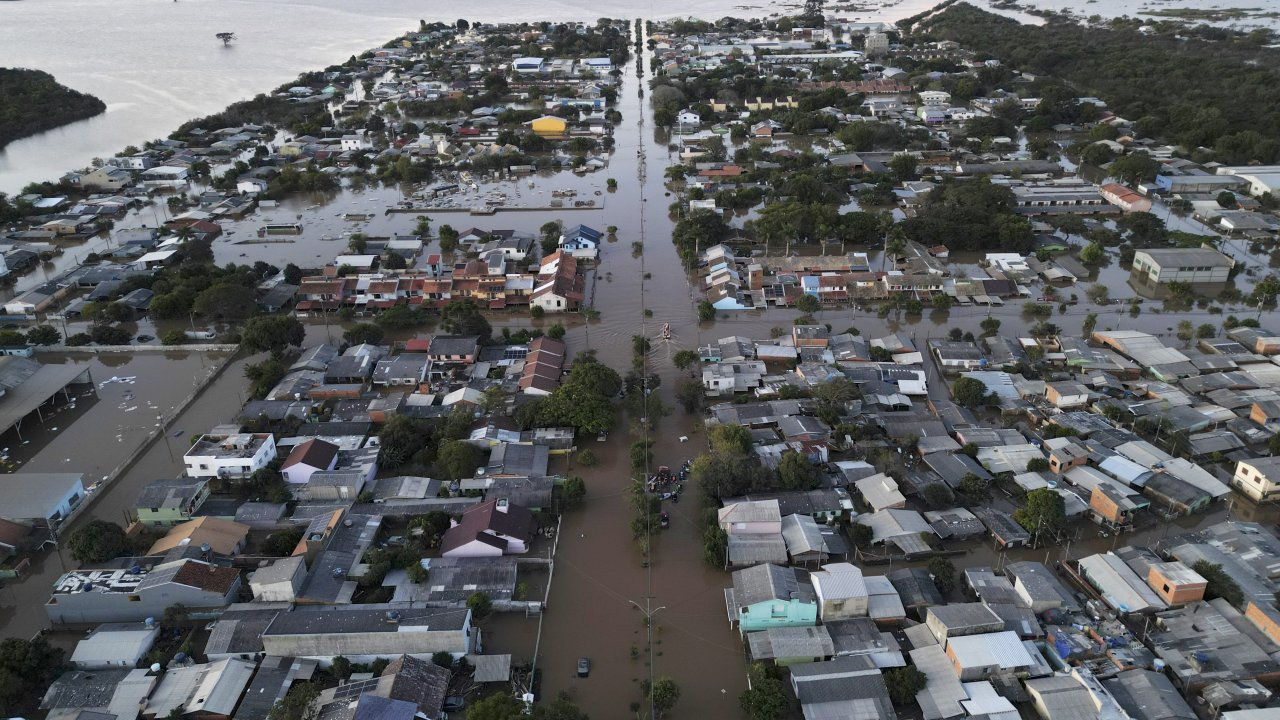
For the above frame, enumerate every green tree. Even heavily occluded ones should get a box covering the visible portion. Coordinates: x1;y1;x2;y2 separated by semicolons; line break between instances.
193;284;257;322
921;483;954;509
952;376;989;408
0;636;66;717
795;294;821;314
979;317;1001;336
66;520;127;563
343;323;384;346
1193;560;1244;607
1109;152;1160;186
630;439;655;471
467;591;493;620
1014;487;1065;534
709;423;752;455
240;315;305;354
889;153;918;181
1082;313;1098;337
739;664;789;720
959;473;991;501
440;299;492;338
673;349;699;370
266;682;319;720
465;692;524;720
778;451;820;490
697;300;716;321
675;376;704;414
263;528;303;556
648;677;681;717
437;440;482;480
25;325;59;345
884;666;928;707
703;526;728;567
1026;457;1050;472
378;415;434;469
851;521;874;547
331;656;352;680
929;557;957;595
562;476;586;509
1080;241;1105;265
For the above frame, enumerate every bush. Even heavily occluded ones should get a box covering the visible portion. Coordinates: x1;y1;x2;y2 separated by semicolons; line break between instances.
161;330;187;346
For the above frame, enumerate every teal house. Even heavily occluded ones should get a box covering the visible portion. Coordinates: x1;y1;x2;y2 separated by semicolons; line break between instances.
726;563;818;634
134;477;211;527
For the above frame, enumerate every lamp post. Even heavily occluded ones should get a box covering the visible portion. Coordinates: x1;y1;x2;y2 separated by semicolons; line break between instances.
629;598;666;720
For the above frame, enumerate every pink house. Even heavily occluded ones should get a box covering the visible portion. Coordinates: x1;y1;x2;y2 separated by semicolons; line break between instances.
280;439;339;485
440;499;536;558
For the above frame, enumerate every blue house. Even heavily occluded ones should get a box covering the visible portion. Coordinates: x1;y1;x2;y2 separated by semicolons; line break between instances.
726;564;818;633
560;224;604;259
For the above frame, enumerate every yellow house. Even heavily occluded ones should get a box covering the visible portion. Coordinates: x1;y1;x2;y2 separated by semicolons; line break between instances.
711;101;729;113
530;116;568;137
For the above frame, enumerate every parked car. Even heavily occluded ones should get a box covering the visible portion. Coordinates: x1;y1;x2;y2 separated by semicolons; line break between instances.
443;696;465;712
577;657;591;677
660;512;670;529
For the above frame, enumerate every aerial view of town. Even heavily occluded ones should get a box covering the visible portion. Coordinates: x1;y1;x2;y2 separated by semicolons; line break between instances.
2;0;1280;718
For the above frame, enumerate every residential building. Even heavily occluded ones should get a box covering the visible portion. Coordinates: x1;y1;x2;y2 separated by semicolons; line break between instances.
0;472;86;528
1077;552;1166;613
47;559;242;625
147;516;249;557
1100;183;1152;213
726;563;818;632
71;622;160;669
1146;561;1207;606
809;563;869;621
945;631;1036;681
854;473;906;511
141;658;256;719
440;499;535;558
925;603;1004;643
183;432;277;479
261;605;473;664
134;478;211;527
1233;456;1280;502
425;335;480;364
1089;480;1149;526
249;556;307;602
1105;669;1196;720
280;438;340;484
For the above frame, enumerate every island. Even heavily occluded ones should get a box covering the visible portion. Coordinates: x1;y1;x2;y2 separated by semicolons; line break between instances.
0;67;107;149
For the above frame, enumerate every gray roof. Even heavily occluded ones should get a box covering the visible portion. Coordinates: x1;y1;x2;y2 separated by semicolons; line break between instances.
135;477;206;510
1105;669;1195;720
233;656;309;720
0;358;89;438
204;604;288;657
747;625;835;661
731;563;815;608
0;472;84;521
41;668;132;710
926;602;1003;632
264;604;470;636
791;664;895;720
468;654;512;683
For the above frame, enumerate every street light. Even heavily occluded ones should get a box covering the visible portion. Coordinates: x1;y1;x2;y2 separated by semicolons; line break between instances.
629;598;666;720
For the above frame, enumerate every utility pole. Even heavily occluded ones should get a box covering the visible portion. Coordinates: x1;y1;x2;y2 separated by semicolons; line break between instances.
629;597;666;720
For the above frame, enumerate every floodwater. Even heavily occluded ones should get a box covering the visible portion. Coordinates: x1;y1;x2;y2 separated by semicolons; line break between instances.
0;349;245;641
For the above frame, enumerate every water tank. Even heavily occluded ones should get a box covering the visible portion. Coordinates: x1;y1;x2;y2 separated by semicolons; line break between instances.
145;617;155;628
130;565;142;574
1153;658;1166;671
174;652;187;663
386;610;401;621
150;663;162;673
200;543;212;555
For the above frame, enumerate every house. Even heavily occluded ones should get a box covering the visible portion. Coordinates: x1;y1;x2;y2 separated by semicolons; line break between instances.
809;563;869;620
134;478;211;527
1131;248;1234;286
1005;561;1080;613
790;658;897;720
71;622;160;669
0;472;86;528
78;166;134;191
747;625;834;666
1077;552;1166;613
1105;670;1197;720
519;336;567;395
703;361;767;396
1045;381;1090;409
1089;481;1149;526
141;658;256;719
945;631;1036;680
1232;457;1280;502
440;499;536;558
1100;183;1152;213
726;563;818;633
280;438;340;484
854;473;906;512
148;518;246;561
313;654;451;720
559;224;603;259
425;335;480;364
925;603;1004;643
718;499;783;534
183;432;277;480
40;667;157;718
531;252;585;312
1146;561;1206;606
261;605;473;664
47;559;242;625
249;556;307;602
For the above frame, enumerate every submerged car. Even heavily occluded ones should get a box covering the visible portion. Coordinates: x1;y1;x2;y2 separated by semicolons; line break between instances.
577;657;591;677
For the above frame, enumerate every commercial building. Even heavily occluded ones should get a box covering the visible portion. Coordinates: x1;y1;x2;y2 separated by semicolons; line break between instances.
1131;248;1234;286
260;605;473;665
183;432;277;479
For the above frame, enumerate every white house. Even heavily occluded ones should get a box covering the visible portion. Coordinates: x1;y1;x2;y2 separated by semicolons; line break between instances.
703;361;767;396
183;432;277;480
280;438;340;485
249;556;307;602
718;499;783;534
1233;456;1280;502
340;134;371;152
71;623;160;668
676;110;702;128
440;499;536;558
809;562;870;620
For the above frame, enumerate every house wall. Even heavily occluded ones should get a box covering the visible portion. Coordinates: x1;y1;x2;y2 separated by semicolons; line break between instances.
1147;567;1205;606
185;439;277;479
819;596;869;621
722;520;783;535
46;580;239;625
739;599;818;632
442;538;506;558
261;626;471;661
1089;490;1122;523
1233;461;1280;502
1245;601;1280;645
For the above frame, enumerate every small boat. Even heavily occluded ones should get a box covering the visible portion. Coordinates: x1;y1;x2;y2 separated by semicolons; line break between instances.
660;322;671;340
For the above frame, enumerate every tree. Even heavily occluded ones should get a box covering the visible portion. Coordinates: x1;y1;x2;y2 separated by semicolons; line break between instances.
979;317;1001;336
25;325;59;345
343;323;384;346
959;473;991;501
1197;323;1216;339
648;677;681;717
921;483;954;509
1109;152;1160;186
437;440;482;481
193;284;257;322
331;656;353;680
465;692;525;720
283;263;304;285
467;591;493;620
66;520;127;563
378;415;433;469
240;315;305;354
697;300;716;321
1193;560;1244;607
952;376;989;408
1014;487;1066;534
0;636;66;717
928;558;957;595
709;423;752;456
739;665;789;720
673;349;699;370
889;153;918;181
884;666;928;707
675;377;704;414
795;294;821;314
266;682;320;720
703;526;728;567
264;527;303;556
440;299;491;338
562;476;586;510
1025;457;1050;472
1080;241;1106;265
778;451;820;490
438;224;460;253
851;521;874;547
630;439;654;471
931;294;953;311
1082;313;1098;337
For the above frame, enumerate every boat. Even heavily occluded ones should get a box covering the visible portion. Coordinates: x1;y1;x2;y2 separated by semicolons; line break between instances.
660;322;671;340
